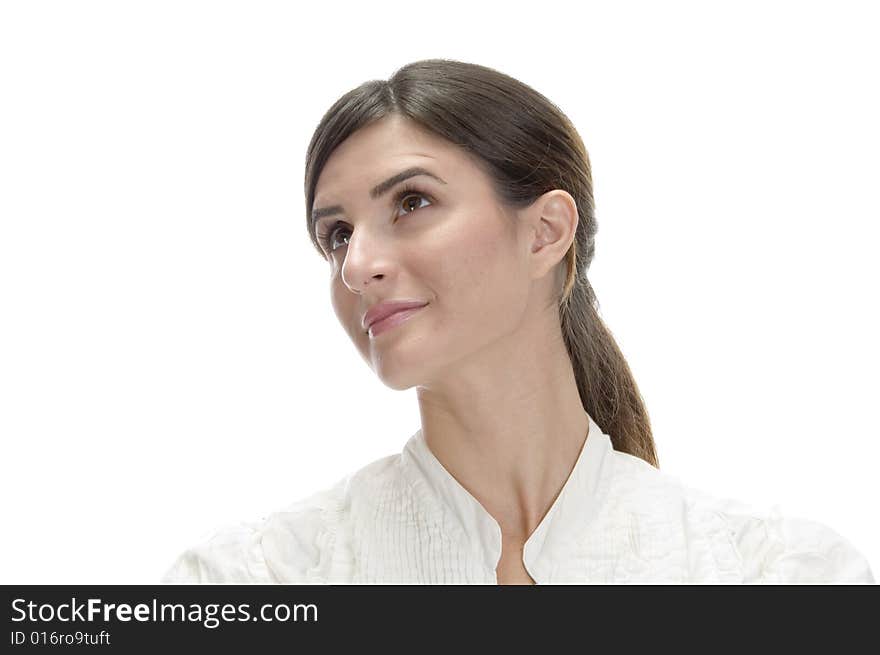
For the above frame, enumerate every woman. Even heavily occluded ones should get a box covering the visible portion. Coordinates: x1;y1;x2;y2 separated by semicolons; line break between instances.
162;59;874;584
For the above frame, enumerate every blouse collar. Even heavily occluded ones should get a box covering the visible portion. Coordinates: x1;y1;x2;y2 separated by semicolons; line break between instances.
400;412;615;579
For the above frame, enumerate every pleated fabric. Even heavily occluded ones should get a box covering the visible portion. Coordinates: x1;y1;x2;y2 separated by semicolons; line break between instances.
161;414;875;584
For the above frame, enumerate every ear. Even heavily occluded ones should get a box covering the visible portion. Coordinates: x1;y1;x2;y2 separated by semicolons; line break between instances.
526;189;578;282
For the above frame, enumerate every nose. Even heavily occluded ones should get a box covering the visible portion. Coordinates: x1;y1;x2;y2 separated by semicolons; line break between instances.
339;227;393;294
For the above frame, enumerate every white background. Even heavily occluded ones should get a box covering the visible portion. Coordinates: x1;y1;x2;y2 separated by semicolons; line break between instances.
1;0;877;584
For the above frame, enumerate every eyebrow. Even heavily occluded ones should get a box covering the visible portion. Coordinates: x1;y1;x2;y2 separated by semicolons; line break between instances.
311;166;447;226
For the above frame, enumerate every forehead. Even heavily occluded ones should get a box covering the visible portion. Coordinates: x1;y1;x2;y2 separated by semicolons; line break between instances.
313;116;464;203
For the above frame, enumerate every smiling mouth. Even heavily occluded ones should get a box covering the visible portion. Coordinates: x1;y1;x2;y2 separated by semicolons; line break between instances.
367;304;427;338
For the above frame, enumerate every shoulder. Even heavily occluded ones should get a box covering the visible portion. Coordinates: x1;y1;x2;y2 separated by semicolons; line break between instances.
160;453;402;584
681;486;875;584
259;453;403;582
605;452;874;583
160;516;276;583
606;448;688;505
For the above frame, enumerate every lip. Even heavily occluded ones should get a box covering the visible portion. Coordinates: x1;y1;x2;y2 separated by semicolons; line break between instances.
363;300;429;331
366;304;428;338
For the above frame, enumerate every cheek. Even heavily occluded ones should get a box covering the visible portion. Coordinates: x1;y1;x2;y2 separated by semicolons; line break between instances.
330;283;362;340
433;214;523;322
330;282;345;323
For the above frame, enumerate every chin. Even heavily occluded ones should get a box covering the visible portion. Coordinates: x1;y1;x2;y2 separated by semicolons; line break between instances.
381;377;418;392
369;366;417;391
369;351;432;391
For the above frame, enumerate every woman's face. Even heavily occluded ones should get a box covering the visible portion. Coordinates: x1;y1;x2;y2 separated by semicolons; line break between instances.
312;114;537;390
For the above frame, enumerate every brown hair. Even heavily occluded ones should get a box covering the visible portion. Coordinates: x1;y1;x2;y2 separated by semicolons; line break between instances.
304;58;659;468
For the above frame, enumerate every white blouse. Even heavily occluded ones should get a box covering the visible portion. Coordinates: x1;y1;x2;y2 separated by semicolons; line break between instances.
161;414;875;584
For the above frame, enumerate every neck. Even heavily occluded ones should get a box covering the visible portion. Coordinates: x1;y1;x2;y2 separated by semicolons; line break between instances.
415;316;589;541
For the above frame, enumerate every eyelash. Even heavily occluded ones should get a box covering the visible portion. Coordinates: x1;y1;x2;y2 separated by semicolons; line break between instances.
316;183;434;254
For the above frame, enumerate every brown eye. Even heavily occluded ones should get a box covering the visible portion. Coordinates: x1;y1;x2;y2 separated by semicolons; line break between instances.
397;191;431;216
319;186;434;256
